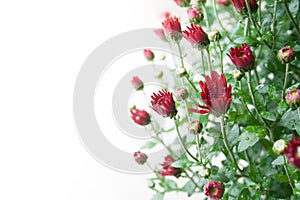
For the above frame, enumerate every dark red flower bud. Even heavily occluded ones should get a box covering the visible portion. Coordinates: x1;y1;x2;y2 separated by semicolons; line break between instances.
230;0;258;13
130;106;151;126
131;76;144;91
183;24;210;49
133;151;148;165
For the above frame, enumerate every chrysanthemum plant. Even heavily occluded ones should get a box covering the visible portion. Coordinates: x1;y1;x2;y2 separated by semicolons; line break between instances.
131;0;300;199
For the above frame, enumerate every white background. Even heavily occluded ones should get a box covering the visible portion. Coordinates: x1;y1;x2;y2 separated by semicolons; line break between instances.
0;0;202;199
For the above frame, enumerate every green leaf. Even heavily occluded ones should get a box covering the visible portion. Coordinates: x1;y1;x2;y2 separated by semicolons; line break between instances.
181;180;196;197
244;126;267;138
210;172;230;183
165;179;177;190
141;141;157;149
261;111;276;121
238;188;250;200
152;192;164;200
238;132;260;152
226;124;240;147
271;155;284;166
277;101;288;115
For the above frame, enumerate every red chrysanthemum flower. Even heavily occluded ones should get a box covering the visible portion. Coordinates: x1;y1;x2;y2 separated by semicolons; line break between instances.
284;136;300;169
150;89;177;118
162;16;182;42
143;49;155;61
133;151;148;165
204;181;224;200
230;0;258;13
189;71;232;116
227;43;255;71
183;24;210;49
159;155;182;177
130;106;151;126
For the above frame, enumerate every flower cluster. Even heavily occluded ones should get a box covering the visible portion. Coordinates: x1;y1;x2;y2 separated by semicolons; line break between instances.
129;0;300;199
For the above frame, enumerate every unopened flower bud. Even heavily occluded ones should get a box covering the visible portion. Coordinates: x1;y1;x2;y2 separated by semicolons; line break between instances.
143;49;155;61
133;151;148;165
285;89;300;109
217;0;230;6
232;69;245;81
173;0;191;7
273;139;287;155
176;67;187;77
130;106;151;126
155;71;164;79
199;166;210;178
187;6;203;24
278;46;295;64
175;87;189;101
208;30;221;42
131;76;144;90
188;120;203;135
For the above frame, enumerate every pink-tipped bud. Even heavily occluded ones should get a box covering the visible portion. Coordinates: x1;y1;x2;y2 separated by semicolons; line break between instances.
187;6;203;24
131;76;144;90
175;87;189;101
143;49;155;61
188;120;203;135
278;46;295;64
285;89;300;109
133;151;148;165
217;0;230;6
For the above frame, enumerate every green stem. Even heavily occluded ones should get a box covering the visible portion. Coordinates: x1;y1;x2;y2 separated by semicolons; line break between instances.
200;49;205;75
200;3;210;30
271;0;278;49
176;41;184;68
217;40;224;74
213;0;233;42
239;81;260;123
258;0;262;27
244;17;249;37
195;134;203;165
220;115;242;173
298;107;300;123
282;63;290;100
247;71;274;142
183;170;202;191
185;76;199;94
173;120;199;162
245;0;273;50
205;47;212;74
283;156;294;190
283;0;300;36
245;150;251;168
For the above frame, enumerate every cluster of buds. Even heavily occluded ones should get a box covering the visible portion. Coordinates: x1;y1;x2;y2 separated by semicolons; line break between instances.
187;6;203;24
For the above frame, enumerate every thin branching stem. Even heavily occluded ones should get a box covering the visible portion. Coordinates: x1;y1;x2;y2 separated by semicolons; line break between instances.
282;63;290;100
283;0;300;36
283;156;294;190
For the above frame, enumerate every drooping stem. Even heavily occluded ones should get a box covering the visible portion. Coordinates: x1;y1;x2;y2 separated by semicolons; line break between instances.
247;71;274;142
282;63;290;100
173;119;199;162
271;0;278;49
205;47;213;74
220;115;242;173
216;40;224;74
283;0;300;36
213;0;233;42
283;156;295;190
245;0;273;50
